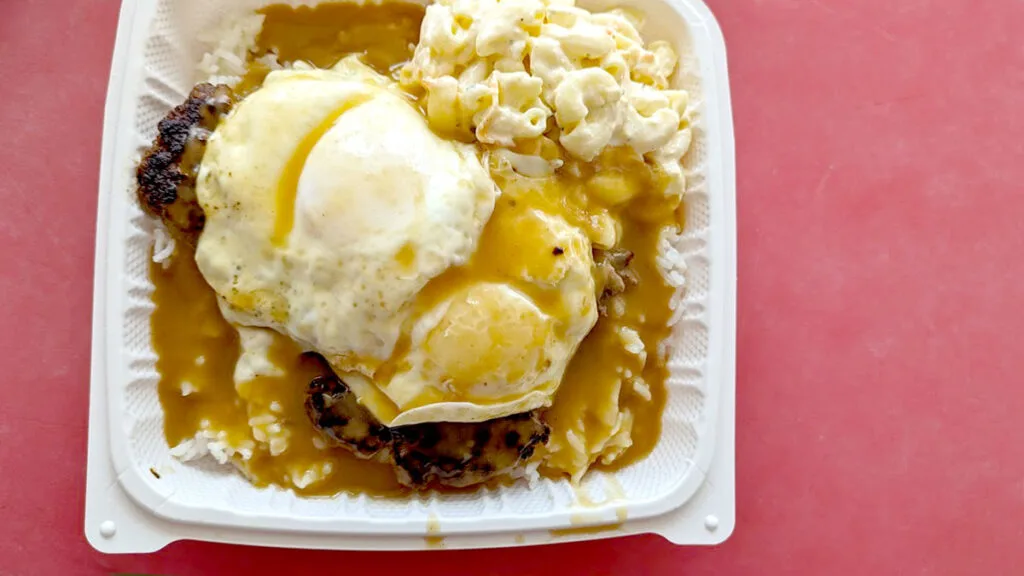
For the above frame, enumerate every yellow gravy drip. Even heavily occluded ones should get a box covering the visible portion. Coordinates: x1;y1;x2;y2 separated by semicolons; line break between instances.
549;522;624;538
424;515;445;548
271;93;372;246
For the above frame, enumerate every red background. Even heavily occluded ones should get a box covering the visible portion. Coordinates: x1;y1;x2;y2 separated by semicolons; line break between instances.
3;0;1023;573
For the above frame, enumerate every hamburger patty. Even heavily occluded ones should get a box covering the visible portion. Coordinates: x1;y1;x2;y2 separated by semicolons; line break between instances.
307;371;550;489
136;83;234;242
391;411;550;488
306;371;393;460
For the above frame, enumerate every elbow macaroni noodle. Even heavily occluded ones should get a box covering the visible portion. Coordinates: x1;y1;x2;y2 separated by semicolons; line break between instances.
402;0;692;193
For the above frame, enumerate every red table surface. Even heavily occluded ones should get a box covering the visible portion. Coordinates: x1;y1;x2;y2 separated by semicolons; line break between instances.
2;0;1023;574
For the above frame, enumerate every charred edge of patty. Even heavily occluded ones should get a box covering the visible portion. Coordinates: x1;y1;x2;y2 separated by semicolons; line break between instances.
594;247;638;315
306;372;550;489
136;83;234;240
306;372;392;459
391;413;550;489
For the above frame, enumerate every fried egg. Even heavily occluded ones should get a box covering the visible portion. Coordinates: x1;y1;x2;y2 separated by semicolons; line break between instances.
195;59;598;426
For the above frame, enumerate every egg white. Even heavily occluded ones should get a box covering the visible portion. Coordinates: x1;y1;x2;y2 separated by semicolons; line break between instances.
197;60;598;425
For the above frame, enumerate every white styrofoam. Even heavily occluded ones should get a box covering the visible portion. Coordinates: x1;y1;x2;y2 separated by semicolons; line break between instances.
86;0;735;553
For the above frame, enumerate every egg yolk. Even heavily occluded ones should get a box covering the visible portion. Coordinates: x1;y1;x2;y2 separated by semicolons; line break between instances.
423;283;554;400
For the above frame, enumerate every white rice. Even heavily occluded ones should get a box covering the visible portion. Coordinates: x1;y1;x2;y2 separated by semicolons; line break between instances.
656;228;688;290
196;13;267;86
151;222;175;268
180;380;197;396
170;423;255;465
596;409;635;467
509;459;541;489
656;228;689;330
631;377;652;402
290;461;334;489
616;326;647;364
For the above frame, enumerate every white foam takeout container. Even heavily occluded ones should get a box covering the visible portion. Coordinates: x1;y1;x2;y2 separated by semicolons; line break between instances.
86;0;736;553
